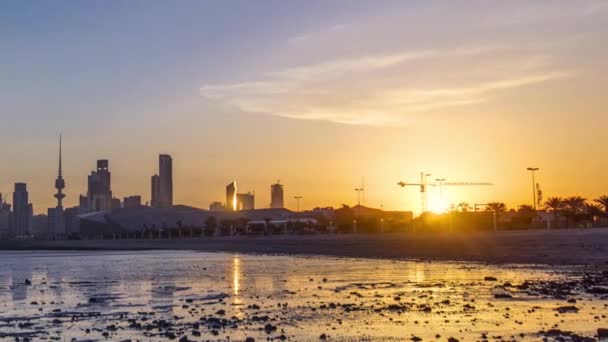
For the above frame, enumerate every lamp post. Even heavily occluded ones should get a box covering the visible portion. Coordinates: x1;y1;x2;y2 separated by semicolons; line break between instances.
294;196;302;212
526;167;539;210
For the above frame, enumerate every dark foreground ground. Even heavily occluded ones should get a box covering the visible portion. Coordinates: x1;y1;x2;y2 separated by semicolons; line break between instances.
2;228;608;265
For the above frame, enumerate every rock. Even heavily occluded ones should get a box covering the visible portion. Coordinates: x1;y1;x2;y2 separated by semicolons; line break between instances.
264;323;277;334
555;305;579;313
494;293;512;299
24;279;32;285
245;338;255;342
320;333;327;340
588;286;608;294
448;338;459;342
598;328;608;339
484;277;497;281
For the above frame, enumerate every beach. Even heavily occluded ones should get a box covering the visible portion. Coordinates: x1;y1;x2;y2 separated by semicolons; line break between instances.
1;250;608;341
2;228;608;265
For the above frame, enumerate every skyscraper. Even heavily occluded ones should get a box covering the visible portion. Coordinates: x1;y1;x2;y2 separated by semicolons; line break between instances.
0;196;11;239
86;160;112;212
151;174;161;208
226;181;237;211
48;135;66;239
271;182;284;209
12;183;33;237
159;154;173;208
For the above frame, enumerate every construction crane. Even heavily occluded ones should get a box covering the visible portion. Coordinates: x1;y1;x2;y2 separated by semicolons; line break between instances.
397;172;432;213
398;172;493;213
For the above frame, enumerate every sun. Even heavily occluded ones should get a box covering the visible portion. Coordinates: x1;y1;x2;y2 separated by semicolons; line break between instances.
428;197;450;214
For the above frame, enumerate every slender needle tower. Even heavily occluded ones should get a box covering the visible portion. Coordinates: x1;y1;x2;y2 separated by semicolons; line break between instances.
54;134;66;209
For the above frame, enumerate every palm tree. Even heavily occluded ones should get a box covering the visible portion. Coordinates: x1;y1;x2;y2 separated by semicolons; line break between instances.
594;195;608;216
585;203;603;222
458;202;471;212
485;202;507;213
562;196;587;228
545;197;564;229
485;202;506;231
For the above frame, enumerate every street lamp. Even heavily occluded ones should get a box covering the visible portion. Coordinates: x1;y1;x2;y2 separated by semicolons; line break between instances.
294;196;302;212
354;188;364;207
526;167;539;210
435;178;446;202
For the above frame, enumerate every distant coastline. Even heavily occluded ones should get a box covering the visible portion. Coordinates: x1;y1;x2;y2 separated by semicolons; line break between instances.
2;228;608;266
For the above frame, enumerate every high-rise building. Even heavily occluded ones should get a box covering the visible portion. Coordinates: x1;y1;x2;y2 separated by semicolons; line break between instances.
64;206;82;238
151;174;160;208
0;198;11;239
226;181;237;211
86;160;112;212
159;154;173;207
11;183;33;237
123;195;142;208
237;192;255;211
48;135;66;239
271;182;284;209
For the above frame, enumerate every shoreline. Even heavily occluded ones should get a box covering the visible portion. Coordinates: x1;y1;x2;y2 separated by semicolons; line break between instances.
2;228;608;266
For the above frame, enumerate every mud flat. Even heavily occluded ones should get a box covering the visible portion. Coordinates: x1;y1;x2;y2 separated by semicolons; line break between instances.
0;251;607;341
2;228;608;265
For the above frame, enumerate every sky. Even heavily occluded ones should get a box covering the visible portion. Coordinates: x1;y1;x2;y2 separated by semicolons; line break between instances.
1;0;607;214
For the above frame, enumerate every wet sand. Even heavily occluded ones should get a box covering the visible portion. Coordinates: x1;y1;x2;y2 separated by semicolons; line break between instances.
2;228;608;265
1;251;607;341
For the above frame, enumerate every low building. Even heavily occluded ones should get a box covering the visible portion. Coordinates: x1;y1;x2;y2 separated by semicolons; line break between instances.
123;196;142;209
209;201;225;211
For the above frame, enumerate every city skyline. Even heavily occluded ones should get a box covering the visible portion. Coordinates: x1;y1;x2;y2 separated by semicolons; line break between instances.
1;1;607;213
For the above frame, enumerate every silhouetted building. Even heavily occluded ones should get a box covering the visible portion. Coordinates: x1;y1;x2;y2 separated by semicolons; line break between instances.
111;198;122;210
0;198;10;239
86;160;112;212
47;208;63;239
79;195;87;209
226;181;237;211
11;183;33;237
271;182;284;209
151;174;160;208
123;195;142;208
48;136;66;239
159;154;173;207
237;192;255;210
64;206;81;238
209;201;224;211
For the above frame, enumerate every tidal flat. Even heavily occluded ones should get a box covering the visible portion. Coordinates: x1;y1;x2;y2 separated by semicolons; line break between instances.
0;251;607;341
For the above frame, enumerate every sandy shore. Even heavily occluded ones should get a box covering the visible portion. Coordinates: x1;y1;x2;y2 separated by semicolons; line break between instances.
2;228;608;265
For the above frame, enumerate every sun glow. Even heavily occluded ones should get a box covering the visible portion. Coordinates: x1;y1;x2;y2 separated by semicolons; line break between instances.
428;197;450;214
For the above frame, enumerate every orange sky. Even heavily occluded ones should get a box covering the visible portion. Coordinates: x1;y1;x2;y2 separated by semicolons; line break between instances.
1;1;607;214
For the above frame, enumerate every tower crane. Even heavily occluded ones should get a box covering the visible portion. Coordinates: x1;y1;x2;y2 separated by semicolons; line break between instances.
398;172;493;213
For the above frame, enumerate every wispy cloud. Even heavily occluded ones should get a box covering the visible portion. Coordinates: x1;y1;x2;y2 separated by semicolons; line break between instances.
200;43;574;126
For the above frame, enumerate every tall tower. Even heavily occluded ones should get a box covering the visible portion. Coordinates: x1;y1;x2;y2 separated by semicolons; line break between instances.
226;181;237;211
151;174;161;208
54;135;66;208
48;135;67;239
159;154;173;207
271;181;284;209
12;183;33;237
86;159;112;212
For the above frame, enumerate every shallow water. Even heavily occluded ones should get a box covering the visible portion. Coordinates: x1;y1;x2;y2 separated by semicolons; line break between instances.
0;251;606;341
